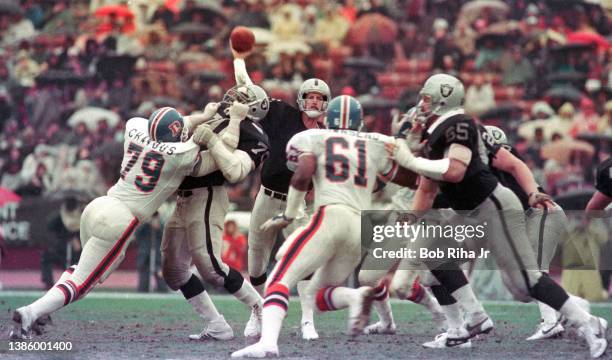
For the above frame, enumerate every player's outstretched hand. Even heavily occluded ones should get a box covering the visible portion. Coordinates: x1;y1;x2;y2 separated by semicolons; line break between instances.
528;191;555;210
387;138;415;168
193;124;219;147
231;46;253;60
229;101;249;121
260;213;293;232
203;102;220;119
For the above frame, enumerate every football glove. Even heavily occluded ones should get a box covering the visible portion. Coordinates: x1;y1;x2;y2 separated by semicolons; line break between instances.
193;124;220;147
260;213;293;232
528;191;553;208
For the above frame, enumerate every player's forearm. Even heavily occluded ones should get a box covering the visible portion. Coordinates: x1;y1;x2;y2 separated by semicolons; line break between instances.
284;186;307;219
184;113;213;134
412;178;437;212
192;151;219;177
221;117;241;150
492;147;539;195
209;142;254;183
586;192;612;211
233;58;253;86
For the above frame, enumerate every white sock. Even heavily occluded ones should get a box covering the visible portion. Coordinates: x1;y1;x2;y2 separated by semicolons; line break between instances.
260;283;289;347
187;291;221;322
452;284;485;315
234;281;263;310
420;288;444;315
29;287;68;320
297;280;315;324
373;297;394;326
442;303;463;329
537;301;558;324
559;297;590;328
328;287;356;310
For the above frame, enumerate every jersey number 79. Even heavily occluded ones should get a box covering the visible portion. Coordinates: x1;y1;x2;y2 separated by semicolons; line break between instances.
325;137;367;187
120;142;165;192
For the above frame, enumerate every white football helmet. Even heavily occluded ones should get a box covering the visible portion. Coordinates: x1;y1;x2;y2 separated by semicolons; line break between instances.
222;84;269;121
485;125;508;145
297;78;331;118
417;73;465;122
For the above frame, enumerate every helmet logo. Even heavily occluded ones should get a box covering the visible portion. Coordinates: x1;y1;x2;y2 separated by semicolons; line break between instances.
440;84;454;98
168;121;183;138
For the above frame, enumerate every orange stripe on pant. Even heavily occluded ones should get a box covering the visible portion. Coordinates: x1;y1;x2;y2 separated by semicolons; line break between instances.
270;207;326;284
77;218;139;298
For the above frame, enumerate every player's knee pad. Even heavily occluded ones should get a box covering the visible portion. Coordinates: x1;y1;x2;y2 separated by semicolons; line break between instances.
500;270;533;302
223;268;245;294
528;272;568;310
162;264;191;290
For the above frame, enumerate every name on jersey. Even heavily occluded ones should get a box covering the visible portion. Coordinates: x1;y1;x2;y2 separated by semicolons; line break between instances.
128;129;176;155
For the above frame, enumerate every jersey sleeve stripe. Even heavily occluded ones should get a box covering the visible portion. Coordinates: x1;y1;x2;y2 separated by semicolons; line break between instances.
380;161;398;182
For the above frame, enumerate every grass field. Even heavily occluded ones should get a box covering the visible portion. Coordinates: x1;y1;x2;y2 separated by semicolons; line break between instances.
0;291;610;360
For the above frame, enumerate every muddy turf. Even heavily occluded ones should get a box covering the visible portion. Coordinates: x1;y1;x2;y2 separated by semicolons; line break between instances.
0;292;610;359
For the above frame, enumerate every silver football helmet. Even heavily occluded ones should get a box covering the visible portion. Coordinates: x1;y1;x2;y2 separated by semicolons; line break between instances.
485;125;508;145
222;84;269;121
417;73;465;121
297;78;331;118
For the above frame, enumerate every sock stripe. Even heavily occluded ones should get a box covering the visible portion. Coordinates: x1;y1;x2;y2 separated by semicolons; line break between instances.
373;284;388;301
407;280;424;303
56;284;71;305
264;298;288;311
324;286;337;311
66;266;76;274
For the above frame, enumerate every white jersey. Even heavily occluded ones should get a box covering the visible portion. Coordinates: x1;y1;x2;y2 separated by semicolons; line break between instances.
286;129;396;211
107;117;200;221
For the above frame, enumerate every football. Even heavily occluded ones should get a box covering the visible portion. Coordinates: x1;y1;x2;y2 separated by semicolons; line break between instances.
230;26;255;53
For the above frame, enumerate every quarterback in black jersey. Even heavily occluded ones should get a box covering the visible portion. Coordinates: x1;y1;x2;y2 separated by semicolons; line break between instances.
388;73;607;357
232;49;330;340
161;85;270;342
587;157;612;210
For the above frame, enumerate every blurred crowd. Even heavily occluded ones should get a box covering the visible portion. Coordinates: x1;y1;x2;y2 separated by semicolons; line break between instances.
0;0;611;207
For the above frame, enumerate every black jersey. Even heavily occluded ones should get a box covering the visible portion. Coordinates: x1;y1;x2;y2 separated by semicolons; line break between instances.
258;99;309;193
179;118;269;190
595;157;612;198
422;113;498;210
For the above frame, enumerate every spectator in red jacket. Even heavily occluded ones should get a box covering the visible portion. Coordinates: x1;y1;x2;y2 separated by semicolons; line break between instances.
222;220;246;273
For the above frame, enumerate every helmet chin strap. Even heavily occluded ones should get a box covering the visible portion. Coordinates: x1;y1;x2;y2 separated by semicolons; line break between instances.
304;109;323;118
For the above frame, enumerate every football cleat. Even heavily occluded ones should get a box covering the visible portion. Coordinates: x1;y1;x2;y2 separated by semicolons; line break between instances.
580;316;608;358
231;342;279;358
9;307;34;340
464;312;494;338
347;287;375;337
301;321;319;340
189;316;234;341
363;321;397;335
526;320;564;341
423;331;472;348
244;306;262;338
